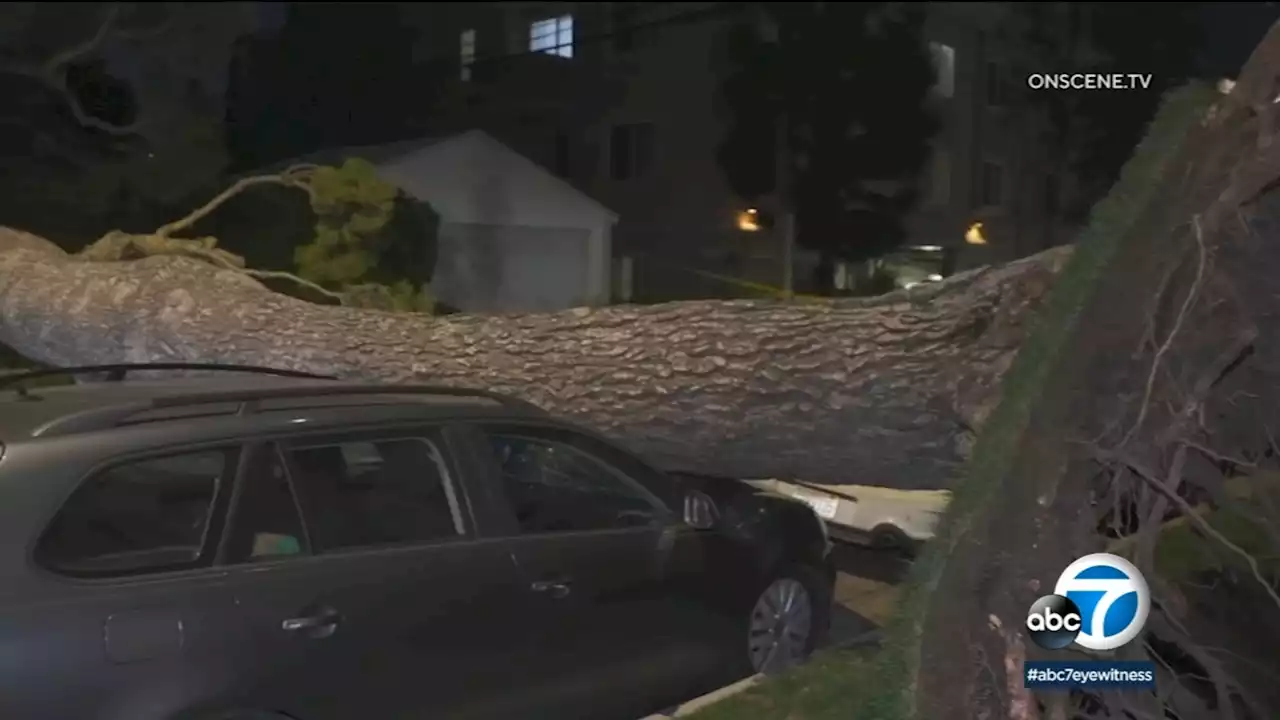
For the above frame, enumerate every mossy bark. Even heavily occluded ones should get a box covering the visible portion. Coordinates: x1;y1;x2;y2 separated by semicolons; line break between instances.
875;21;1280;720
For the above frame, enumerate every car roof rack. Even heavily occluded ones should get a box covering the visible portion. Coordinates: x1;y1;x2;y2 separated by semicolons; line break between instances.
0;363;335;399
32;382;547;438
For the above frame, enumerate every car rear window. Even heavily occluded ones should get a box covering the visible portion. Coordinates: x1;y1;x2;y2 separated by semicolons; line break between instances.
35;449;231;577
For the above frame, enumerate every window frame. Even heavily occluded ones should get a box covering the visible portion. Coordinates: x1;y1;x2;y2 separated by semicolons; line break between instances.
529;14;573;59
608;121;656;181
273;426;475;558
32;444;240;580
460;28;477;81
474;421;678;538
213;441;311;567
928;42;956;99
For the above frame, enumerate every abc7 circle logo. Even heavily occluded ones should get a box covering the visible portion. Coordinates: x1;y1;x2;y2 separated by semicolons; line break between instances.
1027;552;1151;651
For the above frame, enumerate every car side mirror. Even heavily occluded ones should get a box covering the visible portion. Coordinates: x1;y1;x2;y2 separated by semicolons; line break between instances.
683;490;718;530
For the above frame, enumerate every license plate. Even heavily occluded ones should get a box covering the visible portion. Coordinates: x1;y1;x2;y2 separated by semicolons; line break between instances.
794;493;839;520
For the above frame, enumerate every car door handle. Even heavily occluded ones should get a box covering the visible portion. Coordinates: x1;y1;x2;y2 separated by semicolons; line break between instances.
530;579;572;599
282;607;341;638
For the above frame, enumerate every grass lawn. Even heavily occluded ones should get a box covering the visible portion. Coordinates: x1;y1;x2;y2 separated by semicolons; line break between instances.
684;572;901;720
684;646;878;720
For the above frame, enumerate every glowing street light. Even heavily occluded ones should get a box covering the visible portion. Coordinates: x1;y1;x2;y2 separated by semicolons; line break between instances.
965;221;988;245
737;208;762;232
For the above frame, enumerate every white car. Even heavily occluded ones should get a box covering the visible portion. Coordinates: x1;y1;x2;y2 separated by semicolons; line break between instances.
743;479;949;554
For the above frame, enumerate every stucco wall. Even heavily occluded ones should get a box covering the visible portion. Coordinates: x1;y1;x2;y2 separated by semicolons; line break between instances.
433;222;594;312
373;132;615;311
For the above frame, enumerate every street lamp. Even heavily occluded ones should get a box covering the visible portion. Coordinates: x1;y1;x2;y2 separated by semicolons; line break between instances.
734;207;793;299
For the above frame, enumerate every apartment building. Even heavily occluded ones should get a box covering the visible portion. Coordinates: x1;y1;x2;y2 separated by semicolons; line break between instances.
406;2;1076;301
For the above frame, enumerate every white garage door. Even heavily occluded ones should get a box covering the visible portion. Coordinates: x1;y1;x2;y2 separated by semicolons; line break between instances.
433;223;593;313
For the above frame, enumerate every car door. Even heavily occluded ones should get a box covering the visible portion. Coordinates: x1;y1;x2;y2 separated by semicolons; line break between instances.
471;422;725;720
10;444;239;720
200;428;537;720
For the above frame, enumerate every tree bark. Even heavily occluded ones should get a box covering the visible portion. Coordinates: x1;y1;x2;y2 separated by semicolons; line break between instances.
905;27;1280;719
0;227;1069;489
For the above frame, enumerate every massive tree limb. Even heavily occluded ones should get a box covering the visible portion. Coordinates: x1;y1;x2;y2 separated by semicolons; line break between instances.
0;227;1069;488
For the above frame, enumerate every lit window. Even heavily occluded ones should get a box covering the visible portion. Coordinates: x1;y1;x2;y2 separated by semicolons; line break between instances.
460;29;476;81
928;42;955;98
530;15;574;59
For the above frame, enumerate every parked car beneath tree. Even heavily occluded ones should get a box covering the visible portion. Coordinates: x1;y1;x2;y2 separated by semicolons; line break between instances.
0;364;835;720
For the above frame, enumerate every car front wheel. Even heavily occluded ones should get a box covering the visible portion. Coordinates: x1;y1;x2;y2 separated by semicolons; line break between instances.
745;565;831;676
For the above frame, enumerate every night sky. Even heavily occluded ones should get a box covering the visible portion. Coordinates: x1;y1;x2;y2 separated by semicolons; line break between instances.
1199;2;1280;77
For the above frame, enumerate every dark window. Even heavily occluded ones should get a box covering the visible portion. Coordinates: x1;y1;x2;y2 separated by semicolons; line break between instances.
985;61;1007;106
633;123;654;176
486;431;667;534
37;449;230;576
1044;174;1059;216
612;3;638;53
609;125;630;179
554;131;571;177
980;161;1004;207
609;122;655;180
221;445;307;565
285;436;463;552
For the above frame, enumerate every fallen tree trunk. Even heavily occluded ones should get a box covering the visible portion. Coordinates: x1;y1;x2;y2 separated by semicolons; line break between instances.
0;227;1068;488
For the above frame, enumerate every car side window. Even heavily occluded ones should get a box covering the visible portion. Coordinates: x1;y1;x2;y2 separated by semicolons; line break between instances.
284;436;464;553
36;449;231;577
486;431;666;534
221;445;307;565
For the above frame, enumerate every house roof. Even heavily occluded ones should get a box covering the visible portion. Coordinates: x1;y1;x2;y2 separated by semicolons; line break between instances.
262;129;616;222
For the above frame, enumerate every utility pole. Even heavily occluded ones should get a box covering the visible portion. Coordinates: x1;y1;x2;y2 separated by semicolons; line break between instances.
775;112;795;300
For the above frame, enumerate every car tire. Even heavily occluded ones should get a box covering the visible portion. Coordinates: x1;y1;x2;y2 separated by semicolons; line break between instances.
870;523;920;557
870;523;907;549
738;563;832;677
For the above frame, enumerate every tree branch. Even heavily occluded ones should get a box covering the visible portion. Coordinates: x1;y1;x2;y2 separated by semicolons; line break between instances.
152;164;319;238
1097;449;1280;613
0;2;171;137
40;4;122;76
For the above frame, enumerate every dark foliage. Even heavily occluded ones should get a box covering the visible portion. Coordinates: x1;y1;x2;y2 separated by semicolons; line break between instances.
224;2;443;170
716;2;939;270
1003;3;1201;217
